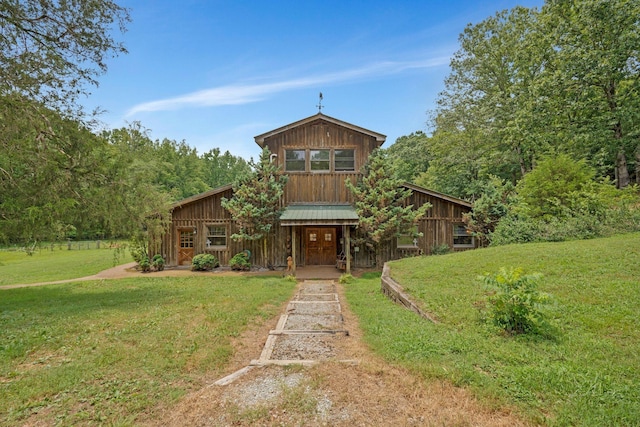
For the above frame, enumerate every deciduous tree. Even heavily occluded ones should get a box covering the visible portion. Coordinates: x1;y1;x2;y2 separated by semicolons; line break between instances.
0;0;130;113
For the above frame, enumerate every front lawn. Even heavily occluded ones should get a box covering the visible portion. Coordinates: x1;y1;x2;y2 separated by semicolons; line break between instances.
344;233;640;426
0;243;132;286
0;276;296;426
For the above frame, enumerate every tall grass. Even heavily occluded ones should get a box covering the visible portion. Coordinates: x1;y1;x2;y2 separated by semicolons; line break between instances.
0;245;131;286
0;276;296;426
345;233;640;426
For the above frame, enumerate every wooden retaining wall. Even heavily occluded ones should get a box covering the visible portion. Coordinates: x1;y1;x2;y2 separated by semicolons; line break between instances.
380;263;438;324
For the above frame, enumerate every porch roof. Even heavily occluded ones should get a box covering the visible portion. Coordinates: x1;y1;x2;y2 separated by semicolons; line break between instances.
280;204;359;226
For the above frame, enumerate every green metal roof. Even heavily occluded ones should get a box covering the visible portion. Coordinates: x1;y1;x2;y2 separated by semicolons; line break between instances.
280;204;359;226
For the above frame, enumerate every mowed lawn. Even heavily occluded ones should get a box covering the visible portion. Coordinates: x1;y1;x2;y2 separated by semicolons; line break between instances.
345;233;640;426
0;275;296;426
0;244;132;286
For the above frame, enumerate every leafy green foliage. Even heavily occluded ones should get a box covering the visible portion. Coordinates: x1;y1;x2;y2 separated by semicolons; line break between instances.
152;254;165;271
384;131;431;183
462;175;517;245
516;155;595;220
191;253;219;271
229;252;251;271
488;156;640;245
422;0;640;197
138;256;151;273
222;148;288;267
0;0;130;112
338;273;355;284
480;267;550;335
346;149;430;266
430;243;451;255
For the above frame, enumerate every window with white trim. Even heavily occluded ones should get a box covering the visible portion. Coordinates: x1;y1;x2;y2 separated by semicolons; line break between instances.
453;224;474;248
206;225;227;248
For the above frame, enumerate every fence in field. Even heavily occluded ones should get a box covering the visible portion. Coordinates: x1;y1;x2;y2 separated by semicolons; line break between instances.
0;241;123;253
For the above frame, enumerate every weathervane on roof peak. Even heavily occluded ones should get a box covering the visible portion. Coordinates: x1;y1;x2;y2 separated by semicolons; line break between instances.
316;92;323;113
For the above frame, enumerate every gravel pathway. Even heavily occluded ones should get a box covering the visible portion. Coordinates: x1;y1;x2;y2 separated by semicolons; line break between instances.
215;279;353;385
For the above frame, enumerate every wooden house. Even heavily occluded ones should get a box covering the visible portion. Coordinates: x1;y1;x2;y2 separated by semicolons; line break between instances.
158;113;474;272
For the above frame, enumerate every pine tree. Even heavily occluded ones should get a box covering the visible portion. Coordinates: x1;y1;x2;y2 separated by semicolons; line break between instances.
221;148;288;268
346;149;430;267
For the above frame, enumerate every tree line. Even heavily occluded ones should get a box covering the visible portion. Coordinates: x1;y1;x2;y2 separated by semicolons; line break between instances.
0;101;250;244
388;0;639;199
385;0;640;245
0;1;250;245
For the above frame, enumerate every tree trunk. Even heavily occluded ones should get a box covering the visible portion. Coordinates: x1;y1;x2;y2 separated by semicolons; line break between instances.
616;147;631;189
635;144;640;185
263;236;267;269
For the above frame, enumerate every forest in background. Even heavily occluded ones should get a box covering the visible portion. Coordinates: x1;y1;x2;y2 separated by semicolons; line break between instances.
1;0;639;247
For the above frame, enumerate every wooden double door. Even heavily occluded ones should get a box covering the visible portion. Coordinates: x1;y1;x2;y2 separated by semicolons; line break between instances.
305;227;336;265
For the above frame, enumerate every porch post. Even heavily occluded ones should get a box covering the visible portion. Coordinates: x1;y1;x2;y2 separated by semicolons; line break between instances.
345;225;351;274
291;227;297;275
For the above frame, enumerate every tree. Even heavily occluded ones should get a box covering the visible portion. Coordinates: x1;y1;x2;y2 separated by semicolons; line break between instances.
539;0;640;188
431;1;640;194
462;175;517;246
221;148;288;268
202;148;251;189
346;149;430;267
516;154;596;220
0;0;130;114
384;131;431;183
434;6;548;184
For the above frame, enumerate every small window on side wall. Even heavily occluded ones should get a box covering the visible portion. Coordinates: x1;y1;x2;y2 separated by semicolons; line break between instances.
285;150;306;172
206;225;227;248
397;225;419;248
453;224;474;248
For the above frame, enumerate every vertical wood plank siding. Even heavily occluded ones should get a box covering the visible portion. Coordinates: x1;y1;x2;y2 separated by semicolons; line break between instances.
263;118;375;204
158;116;473;268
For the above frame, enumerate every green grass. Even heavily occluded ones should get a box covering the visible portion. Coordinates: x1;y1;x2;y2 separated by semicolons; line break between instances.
345;233;640;426
0;245;132;286
0;275;296;426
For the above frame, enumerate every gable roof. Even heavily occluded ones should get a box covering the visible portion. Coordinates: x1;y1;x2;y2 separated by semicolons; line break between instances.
170;183;233;210
254;112;387;148
403;182;473;208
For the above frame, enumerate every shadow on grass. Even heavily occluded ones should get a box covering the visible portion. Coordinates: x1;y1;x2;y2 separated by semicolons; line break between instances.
0;278;181;318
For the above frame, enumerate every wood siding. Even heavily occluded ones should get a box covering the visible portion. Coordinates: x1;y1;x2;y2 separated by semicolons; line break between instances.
158;115;474;268
263;118;378;204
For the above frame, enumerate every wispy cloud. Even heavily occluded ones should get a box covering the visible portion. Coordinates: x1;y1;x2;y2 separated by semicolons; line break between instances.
125;57;449;116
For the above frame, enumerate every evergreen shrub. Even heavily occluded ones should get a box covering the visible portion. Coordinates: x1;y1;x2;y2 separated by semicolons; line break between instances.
229;252;251;271
191;253;219;271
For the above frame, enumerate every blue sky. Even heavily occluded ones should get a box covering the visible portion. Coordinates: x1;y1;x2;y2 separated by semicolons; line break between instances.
85;0;544;160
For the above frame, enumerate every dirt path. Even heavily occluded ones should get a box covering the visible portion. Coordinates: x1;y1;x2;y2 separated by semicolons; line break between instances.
144;279;527;427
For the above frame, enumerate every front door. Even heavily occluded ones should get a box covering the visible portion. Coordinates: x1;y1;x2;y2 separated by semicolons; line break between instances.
305;227;336;265
178;229;194;265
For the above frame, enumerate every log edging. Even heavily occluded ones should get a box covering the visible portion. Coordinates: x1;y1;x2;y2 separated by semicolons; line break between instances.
380;263;439;324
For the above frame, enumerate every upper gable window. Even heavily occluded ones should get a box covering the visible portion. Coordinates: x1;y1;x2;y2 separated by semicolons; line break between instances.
285;150;306;172
310;150;330;172
334;149;355;171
